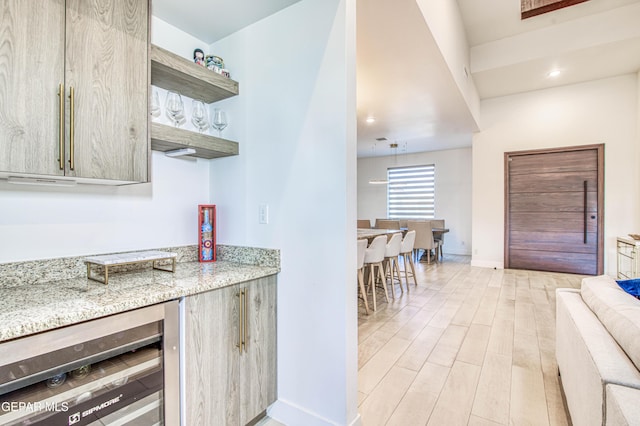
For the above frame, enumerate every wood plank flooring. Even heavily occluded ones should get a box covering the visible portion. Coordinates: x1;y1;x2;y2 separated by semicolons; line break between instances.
358;255;583;426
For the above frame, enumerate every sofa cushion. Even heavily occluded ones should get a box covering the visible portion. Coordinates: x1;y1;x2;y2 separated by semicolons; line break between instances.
581;275;640;371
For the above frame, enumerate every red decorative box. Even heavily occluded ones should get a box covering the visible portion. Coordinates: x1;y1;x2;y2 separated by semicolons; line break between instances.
198;205;216;262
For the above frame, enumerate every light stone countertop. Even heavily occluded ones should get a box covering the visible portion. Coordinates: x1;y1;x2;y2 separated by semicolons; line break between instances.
0;260;278;343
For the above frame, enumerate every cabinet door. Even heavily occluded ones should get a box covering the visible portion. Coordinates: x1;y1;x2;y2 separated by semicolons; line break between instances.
65;0;148;182
183;285;241;426
240;276;277;425
0;0;65;176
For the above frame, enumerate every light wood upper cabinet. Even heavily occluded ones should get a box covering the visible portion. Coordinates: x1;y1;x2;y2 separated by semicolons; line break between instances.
0;0;66;177
65;0;149;182
0;0;149;184
183;276;277;426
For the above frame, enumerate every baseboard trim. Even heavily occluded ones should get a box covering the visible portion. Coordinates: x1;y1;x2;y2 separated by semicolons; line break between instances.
470;259;504;269
268;399;361;426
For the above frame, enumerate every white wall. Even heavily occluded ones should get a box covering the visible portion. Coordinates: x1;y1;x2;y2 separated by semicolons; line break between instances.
472;74;640;273
357;148;472;256
208;0;358;425
0;21;212;263
415;0;480;127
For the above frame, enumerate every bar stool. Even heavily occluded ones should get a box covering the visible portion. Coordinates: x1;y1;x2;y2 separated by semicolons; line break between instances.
357;239;370;314
364;235;388;311
384;233;403;297
400;230;418;288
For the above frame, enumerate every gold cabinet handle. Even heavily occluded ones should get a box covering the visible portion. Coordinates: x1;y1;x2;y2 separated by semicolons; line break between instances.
242;288;248;353
58;84;65;170
236;291;243;354
68;86;75;171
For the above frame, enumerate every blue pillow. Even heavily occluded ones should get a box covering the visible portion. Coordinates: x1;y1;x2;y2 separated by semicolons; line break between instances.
616;278;640;298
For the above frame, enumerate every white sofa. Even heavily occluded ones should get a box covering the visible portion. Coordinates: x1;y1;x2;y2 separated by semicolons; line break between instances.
556;275;640;425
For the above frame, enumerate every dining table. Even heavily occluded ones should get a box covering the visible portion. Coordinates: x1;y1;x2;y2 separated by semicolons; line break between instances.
357;228;404;241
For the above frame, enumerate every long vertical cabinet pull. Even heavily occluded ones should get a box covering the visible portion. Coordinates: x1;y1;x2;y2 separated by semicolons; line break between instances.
236;291;243;354
242;288;248;353
583;180;588;244
68;87;75;170
58;84;65;170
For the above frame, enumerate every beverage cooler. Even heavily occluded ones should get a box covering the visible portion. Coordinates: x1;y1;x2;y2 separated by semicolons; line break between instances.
0;301;179;425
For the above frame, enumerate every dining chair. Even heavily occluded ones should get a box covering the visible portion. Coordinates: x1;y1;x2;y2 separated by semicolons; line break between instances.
400;230;418;287
357;219;372;229
407;220;440;264
363;235;388;311
383;233;403;297
375;219;401;230
356;239;370;314
431;219;445;261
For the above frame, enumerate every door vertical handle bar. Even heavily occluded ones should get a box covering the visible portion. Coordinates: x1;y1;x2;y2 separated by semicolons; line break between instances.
236;291;242;354
68;87;75;171
583;180;587;244
58;84;65;170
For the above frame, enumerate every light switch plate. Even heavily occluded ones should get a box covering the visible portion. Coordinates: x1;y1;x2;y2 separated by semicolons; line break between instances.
259;204;269;224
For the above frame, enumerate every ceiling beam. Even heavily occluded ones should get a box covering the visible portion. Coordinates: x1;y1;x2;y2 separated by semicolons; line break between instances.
521;0;590;19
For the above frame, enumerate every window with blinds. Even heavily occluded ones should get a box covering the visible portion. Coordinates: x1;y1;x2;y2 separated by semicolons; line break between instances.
387;164;435;219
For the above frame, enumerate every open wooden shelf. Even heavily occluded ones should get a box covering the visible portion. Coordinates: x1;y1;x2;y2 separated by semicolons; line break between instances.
150;123;238;159
150;45;239;103
149;45;240;159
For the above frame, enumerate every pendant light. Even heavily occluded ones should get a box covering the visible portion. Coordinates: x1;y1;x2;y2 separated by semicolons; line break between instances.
368;142;398;185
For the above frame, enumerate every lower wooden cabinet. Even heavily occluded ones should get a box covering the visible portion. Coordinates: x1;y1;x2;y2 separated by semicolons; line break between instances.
183;276;277;425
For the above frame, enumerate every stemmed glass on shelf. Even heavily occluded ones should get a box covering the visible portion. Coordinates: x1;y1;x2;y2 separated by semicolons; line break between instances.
211;108;228;137
165;91;185;127
150;89;161;118
191;100;209;133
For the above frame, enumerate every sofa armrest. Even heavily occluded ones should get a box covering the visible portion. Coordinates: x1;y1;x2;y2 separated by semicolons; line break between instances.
605;384;640;425
556;290;640;426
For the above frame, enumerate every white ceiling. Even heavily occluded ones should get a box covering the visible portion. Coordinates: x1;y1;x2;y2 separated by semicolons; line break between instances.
152;0;640;158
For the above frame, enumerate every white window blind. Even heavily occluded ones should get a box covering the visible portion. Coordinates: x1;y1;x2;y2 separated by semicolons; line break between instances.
387;164;435;219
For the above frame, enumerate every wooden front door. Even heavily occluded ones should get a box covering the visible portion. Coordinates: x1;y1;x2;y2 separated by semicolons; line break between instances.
505;145;604;275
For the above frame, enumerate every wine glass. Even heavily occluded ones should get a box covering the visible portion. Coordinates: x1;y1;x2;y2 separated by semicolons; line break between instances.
150;89;161;118
191;100;209;133
211;108;228;137
165;91;184;127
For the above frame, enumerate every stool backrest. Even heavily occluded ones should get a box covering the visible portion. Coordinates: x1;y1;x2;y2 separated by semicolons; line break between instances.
364;235;387;263
385;233;402;257
401;230;416;254
357;239;367;269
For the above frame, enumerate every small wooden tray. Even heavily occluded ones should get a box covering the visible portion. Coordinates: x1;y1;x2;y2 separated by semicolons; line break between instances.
84;250;177;285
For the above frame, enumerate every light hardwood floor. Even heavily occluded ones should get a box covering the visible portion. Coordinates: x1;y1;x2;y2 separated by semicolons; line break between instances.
358;254;583;426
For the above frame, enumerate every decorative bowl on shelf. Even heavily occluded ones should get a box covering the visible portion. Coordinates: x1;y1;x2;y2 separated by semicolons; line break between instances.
628;234;640;240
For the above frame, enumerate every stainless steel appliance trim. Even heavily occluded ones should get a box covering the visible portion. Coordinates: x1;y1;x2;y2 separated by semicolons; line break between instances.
0;303;165;368
163;300;181;425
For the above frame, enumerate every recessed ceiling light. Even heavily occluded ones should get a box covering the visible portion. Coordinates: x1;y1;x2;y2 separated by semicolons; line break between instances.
547;69;561;78
366;116;376;124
